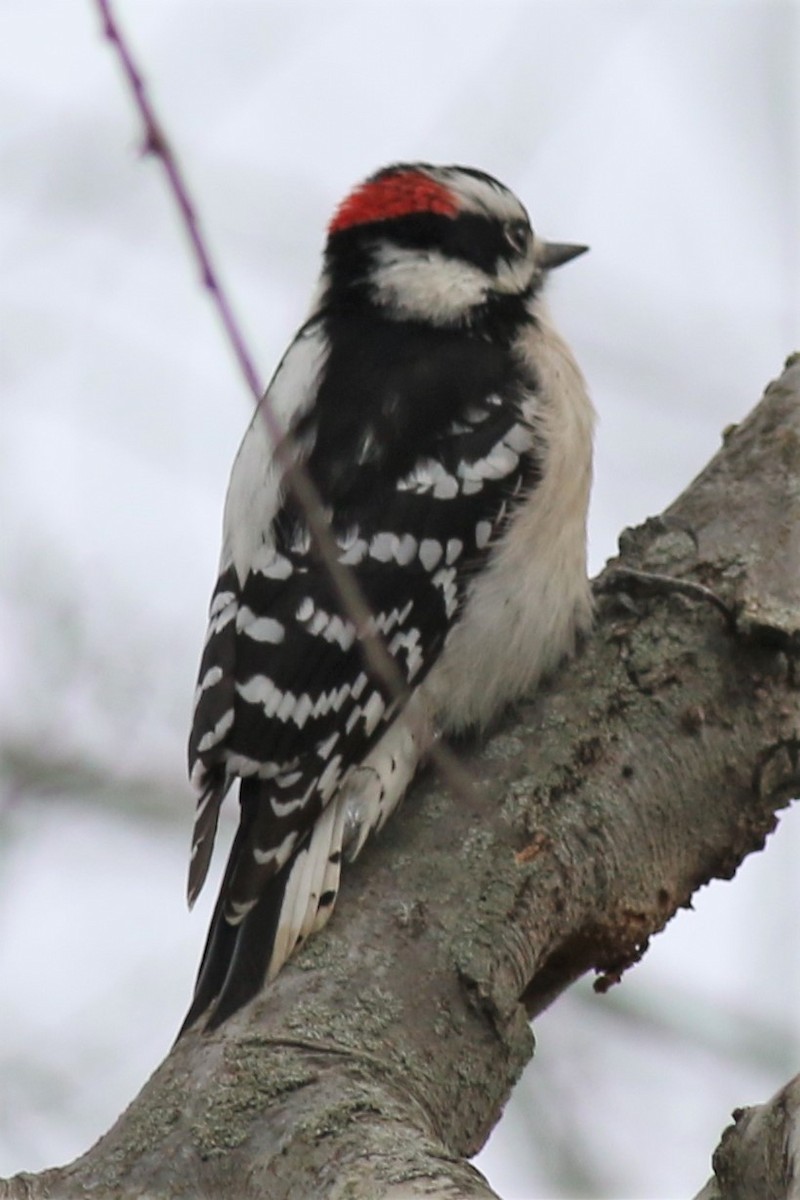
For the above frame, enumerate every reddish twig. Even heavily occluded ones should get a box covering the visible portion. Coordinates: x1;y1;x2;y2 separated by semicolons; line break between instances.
97;0;263;402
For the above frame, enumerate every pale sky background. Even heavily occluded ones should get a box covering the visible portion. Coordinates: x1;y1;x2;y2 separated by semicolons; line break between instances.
0;2;798;1197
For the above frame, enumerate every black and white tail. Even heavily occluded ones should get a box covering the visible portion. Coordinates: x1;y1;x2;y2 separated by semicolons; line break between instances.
179;710;428;1035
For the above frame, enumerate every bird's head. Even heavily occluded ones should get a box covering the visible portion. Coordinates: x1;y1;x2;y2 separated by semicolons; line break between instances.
321;163;587;328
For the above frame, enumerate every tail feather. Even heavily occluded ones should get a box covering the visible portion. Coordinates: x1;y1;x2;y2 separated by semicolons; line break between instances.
203;870;287;1030
187;776;228;908
178;804;253;1037
202;802;348;1029
272;834;317;975
308;799;347;937
179;850;288;1036
178;887;238;1036
178;795;349;1036
180;705;432;1036
269;797;346;976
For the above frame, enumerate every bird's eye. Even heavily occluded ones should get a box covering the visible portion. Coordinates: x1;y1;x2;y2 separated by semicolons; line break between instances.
503;220;530;255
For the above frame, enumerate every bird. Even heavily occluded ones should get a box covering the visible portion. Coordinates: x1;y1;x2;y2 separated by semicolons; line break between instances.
180;163;594;1034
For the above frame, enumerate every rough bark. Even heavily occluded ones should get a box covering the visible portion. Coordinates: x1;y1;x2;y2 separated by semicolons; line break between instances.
693;1073;800;1200
2;356;799;1200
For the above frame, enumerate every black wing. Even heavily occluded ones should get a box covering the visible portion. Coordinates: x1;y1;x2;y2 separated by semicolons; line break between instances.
182;313;539;1029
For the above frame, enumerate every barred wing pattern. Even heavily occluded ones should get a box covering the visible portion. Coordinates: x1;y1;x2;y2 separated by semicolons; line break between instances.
183;320;540;1029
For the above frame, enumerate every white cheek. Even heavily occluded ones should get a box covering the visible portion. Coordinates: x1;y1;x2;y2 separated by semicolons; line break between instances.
369;244;490;321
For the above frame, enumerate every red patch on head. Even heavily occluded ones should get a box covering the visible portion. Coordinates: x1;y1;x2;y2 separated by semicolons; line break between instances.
328;170;459;235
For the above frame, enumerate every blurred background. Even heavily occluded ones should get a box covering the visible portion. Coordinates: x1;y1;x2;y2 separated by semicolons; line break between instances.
1;1;798;1196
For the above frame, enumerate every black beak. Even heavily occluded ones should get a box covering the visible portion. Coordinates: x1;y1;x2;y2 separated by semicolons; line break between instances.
537;241;589;270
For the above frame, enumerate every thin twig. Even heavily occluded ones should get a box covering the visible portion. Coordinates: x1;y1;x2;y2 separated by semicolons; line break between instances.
96;0;262;402
95;1;475;800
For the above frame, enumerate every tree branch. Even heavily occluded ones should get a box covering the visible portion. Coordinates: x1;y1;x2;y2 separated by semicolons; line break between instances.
3;358;798;1198
693;1073;800;1200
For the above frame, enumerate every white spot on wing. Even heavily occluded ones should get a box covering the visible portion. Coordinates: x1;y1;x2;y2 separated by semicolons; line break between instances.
432;472;459;499
419;539;443;571
196;709;234;753
504;422;534;453
270;791;309;818
276;770;304;788
317;730;340;760
482;443;519;479
252;830;299;869
338;533;368;565
377;608;400;635
395;533;417;565
236;606;285;643
276;691;297;722
465;403;493;424
330;683;351;712
433;566;459;618
313;684;352;718
210;590;236;618
292;693;314;729
388;628;424;680
296;597;314;621
224;752;293;779
237;675;283;717
253;550;293;580
351;672;368;700
327;615;356;651
308;609;328;636
291;527;311;555
194;665;223;703
345;706;362;734
397;458;459;499
370;532;397;562
207;600;237;638
363;691;385;735
302;605;357;651
475;521;492;549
